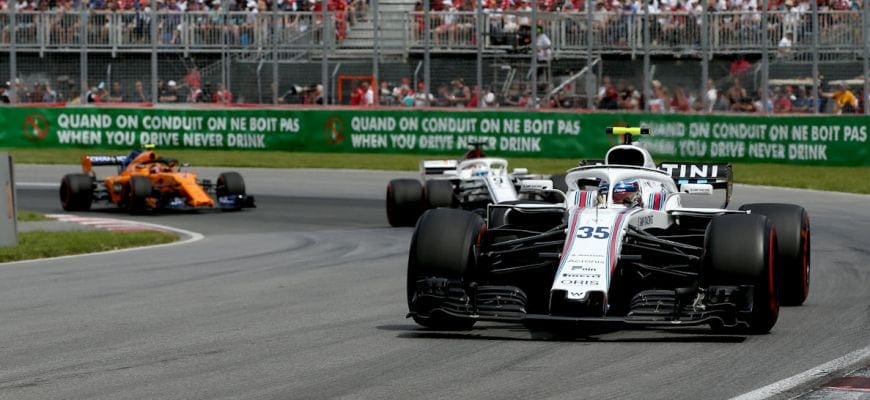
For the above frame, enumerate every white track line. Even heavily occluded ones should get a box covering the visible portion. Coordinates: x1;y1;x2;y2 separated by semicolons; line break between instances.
730;345;870;400
47;215;163;232
16;182;59;189
1;218;204;266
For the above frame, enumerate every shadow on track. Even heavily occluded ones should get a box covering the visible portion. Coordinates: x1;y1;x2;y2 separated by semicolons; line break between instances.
378;324;747;343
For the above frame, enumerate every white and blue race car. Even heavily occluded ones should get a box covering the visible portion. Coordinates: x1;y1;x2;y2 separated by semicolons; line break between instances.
386;142;551;227
406;127;811;333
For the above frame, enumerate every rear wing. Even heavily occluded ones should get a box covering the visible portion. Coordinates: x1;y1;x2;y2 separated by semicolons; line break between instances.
81;155;128;174
658;162;733;208
420;160;458;177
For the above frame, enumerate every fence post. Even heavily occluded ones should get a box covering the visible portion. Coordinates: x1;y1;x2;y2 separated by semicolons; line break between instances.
530;0;538;108
811;0;819;114
80;4;89;103
9;5;16;103
272;7;278;104
700;0;709;113
864;5;869;115
221;0;229;98
151;2;158;103
476;0;483;109
424;0;431;106
373;0;380;97
761;0;769;113
322;0;330;104
585;0;595;109
642;0;650;112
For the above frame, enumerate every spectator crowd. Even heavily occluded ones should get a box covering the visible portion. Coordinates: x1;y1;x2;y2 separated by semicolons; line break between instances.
0;66;240;104
412;0;864;51
1;65;865;114
0;0;368;46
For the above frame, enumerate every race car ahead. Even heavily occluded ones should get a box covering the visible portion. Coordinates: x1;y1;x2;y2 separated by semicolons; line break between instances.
59;145;255;213
407;127;811;334
386;142;558;227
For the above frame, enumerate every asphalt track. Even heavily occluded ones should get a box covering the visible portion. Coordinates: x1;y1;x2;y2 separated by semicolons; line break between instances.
2;165;868;400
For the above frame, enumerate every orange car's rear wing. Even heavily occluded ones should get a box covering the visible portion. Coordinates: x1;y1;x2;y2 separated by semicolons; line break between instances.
81;155;128;174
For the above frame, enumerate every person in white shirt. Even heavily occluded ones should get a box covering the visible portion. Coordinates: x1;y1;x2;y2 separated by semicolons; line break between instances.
705;79;717;112
536;27;552;63
363;81;374;106
535;26;552;81
777;32;793;58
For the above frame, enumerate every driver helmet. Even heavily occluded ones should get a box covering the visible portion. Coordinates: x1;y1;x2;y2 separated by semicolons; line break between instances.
612;179;640;205
150;164;162;174
597;180;609;204
472;164;490;177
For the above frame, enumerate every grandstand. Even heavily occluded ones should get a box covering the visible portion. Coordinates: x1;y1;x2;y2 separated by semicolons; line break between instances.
0;0;867;113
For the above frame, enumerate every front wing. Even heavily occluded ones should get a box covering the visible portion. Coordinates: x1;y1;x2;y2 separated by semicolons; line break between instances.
409;279;757;330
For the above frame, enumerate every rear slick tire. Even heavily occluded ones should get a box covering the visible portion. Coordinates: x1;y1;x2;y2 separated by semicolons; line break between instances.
59;173;93;211
425;180;456;209
386;179;423;227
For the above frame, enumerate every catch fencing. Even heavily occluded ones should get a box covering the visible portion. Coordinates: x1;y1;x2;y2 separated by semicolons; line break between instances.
1;2;868;115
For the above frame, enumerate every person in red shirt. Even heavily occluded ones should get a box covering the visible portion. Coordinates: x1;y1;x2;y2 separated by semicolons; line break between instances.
334;0;348;41
212;83;233;104
349;82;363;105
773;86;794;113
467;85;480;108
184;67;202;91
669;85;691;113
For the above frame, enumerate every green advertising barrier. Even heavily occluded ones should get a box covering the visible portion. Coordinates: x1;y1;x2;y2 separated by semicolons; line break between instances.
1;106;868;166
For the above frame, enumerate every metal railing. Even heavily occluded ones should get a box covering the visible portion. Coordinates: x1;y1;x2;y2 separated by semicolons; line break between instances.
1;9;865;55
2;11;328;52
1;5;867;114
404;10;865;55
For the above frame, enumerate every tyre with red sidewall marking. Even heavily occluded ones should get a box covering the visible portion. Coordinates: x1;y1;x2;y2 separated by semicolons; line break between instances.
705;214;779;334
407;208;483;330
739;203;811;306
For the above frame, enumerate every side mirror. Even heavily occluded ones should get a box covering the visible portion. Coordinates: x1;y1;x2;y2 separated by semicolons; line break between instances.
512;167;529;175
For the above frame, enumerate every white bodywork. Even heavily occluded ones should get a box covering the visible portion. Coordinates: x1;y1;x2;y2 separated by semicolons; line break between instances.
421;157;520;204
505;145;741;313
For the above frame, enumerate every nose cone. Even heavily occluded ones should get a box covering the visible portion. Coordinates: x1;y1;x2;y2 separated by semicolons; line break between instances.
190;197;215;207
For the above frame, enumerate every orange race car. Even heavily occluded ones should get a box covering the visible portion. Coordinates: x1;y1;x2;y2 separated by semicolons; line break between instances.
59;145;255;213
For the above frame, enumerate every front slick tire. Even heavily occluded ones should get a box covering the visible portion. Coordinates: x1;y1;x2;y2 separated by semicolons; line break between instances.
127;175;153;214
407;208;483;330
217;172;246;211
705;214;779;334
739;203;811;306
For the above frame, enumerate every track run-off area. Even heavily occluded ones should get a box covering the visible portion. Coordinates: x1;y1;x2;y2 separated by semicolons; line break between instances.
3;165;869;400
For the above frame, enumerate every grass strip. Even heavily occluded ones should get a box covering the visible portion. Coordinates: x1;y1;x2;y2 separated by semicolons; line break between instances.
0;230;178;263
17;210;50;222
7;148;870;194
